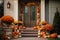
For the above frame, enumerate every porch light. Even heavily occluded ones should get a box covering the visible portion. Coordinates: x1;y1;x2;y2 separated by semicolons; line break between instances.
7;2;11;9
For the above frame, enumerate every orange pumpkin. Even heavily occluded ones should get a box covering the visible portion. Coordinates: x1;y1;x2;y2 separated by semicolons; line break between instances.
12;32;19;35
42;34;46;38
33;26;38;30
12;32;15;35
14;26;18;30
45;24;53;31
4;35;9;39
14;20;18;24
22;26;26;29
41;21;47;25
40;26;45;30
1;15;14;24
50;33;58;38
41;31;46;36
15;32;19;35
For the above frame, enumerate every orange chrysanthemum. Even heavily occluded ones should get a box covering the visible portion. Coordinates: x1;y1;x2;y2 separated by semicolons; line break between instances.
1;15;14;24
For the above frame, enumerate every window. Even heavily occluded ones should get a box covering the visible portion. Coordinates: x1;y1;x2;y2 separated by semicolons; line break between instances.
31;6;36;20
0;0;4;18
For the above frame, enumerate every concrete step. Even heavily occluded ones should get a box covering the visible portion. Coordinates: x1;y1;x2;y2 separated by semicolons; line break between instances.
21;29;38;32
21;27;38;37
21;34;38;37
21;32;38;34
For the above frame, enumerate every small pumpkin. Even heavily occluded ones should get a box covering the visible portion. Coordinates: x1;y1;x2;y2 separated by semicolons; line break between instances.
15;32;19;35
33;26;38;30
14;26;18;30
41;20;47;25
50;33;58;38
41;31;46;36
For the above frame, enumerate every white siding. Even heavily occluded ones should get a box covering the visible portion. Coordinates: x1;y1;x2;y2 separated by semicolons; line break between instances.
4;0;18;20
49;0;60;24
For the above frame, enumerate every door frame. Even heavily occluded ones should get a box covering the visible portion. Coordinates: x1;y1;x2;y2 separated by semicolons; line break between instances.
24;2;37;27
19;2;41;27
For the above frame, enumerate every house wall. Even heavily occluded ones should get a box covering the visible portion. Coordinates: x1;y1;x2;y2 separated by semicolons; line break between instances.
45;0;49;23
49;0;60;24
4;0;18;20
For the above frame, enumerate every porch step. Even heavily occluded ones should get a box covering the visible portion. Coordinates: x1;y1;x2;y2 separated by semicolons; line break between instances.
21;34;38;37
21;27;38;37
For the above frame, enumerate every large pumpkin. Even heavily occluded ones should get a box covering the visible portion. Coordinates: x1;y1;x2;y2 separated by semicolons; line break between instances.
45;24;54;31
50;33;58;38
15;32;19;35
22;26;26;29
40;26;45;30
14;26;18;30
42;34;46;38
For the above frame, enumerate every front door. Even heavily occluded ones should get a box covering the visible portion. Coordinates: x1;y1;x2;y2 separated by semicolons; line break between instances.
24;3;37;27
19;2;40;27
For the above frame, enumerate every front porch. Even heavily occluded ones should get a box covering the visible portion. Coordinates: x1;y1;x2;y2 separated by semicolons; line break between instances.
0;0;60;40
4;0;45;27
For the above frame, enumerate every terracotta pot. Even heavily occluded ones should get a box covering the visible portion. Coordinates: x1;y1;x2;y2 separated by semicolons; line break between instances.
41;31;46;36
42;34;46;38
13;35;19;39
22;26;26;29
1;15;14;24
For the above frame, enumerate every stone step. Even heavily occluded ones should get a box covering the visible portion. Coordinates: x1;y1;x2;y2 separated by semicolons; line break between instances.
21;32;38;34
21;34;38;37
21;29;38;32
21;27;38;37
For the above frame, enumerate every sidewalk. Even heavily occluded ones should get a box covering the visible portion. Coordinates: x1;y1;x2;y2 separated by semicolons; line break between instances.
12;37;47;40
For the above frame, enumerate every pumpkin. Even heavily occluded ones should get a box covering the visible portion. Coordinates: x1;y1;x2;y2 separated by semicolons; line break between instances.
14;19;18;25
33;26;38;30
50;33;58;38
41;20;47;25
41;31;46;36
45;24;53;31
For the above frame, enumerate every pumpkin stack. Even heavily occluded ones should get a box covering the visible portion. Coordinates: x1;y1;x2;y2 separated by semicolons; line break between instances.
40;20;57;38
1;15;14;40
12;25;20;38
